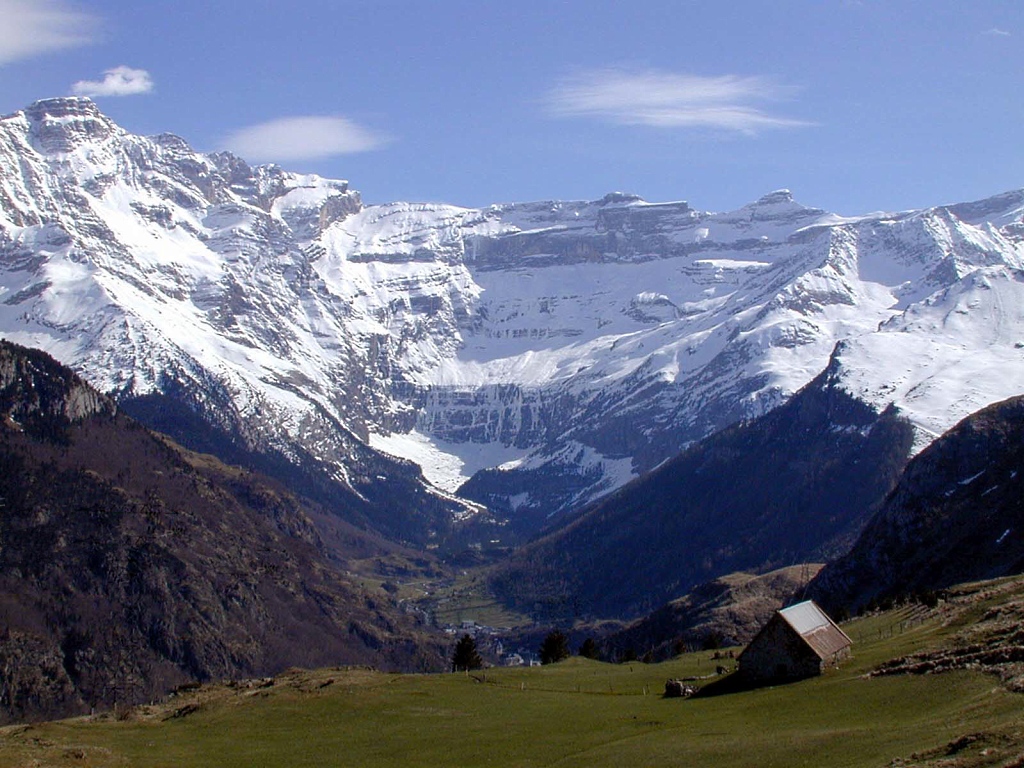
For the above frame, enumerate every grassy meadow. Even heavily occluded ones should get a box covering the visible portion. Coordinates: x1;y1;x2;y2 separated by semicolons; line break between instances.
2;598;1022;767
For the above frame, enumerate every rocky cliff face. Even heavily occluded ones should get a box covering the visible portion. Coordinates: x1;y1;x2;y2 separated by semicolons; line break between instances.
0;342;114;427
2;97;1024;540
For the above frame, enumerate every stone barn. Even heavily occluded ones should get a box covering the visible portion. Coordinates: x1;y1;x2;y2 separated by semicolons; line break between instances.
737;600;851;684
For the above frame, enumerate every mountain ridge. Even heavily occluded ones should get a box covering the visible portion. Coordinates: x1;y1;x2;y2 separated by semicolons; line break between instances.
2;96;1023;542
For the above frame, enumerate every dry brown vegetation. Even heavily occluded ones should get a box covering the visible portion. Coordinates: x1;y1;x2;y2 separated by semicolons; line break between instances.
873;576;1024;694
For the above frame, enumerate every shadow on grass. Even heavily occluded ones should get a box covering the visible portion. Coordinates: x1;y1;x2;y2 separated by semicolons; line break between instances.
690;672;763;698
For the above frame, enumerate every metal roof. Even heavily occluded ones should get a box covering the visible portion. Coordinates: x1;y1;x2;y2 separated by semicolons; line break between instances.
779;600;852;660
780;601;832;634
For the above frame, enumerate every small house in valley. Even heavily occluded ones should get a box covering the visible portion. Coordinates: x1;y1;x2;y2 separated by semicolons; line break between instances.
737;600;851;684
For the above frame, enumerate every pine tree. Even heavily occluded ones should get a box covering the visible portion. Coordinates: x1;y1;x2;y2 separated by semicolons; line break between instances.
539;630;570;665
451;634;483;672
578;637;599;660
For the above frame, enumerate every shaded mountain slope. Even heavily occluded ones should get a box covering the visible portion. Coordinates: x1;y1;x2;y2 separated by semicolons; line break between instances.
807;395;1024;614
117;390;486;552
0;341;444;724
490;364;915;620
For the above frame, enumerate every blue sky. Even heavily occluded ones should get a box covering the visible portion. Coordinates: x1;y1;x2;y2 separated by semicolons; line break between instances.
1;0;1021;215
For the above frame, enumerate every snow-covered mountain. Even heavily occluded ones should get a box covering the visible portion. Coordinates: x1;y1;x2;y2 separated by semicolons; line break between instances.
2;97;1023;536
0;97;477;544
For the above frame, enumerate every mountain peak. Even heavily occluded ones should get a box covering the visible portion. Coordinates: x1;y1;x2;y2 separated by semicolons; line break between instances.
751;189;795;207
745;188;798;208
734;189;820;221
20;96;116;153
24;96;103;120
596;191;645;206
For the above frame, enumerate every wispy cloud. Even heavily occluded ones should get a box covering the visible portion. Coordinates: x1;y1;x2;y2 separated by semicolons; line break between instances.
71;66;154;97
0;0;97;65
223;116;391;162
982;27;1011;37
544;68;810;134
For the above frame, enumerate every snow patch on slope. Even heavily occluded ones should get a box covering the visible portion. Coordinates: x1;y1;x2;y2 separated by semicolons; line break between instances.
369;428;530;493
836;267;1024;450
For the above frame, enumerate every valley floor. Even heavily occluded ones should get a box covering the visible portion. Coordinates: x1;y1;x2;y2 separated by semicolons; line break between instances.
2;577;1024;768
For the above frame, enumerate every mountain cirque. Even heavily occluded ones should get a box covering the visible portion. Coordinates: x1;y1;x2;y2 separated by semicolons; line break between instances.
2;96;1024;543
1;94;1024;733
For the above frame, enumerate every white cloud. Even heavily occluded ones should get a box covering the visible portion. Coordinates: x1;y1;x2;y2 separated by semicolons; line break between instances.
982;27;1011;37
71;66;154;97
544;68;810;134
0;0;97;65
223;116;390;162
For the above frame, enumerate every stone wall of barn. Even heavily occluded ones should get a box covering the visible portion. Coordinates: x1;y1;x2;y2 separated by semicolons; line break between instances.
738;616;824;683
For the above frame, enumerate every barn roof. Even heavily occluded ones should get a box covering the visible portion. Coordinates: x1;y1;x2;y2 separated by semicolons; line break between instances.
779;600;851;660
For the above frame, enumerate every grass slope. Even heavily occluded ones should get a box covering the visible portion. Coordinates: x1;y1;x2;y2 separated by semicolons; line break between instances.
3;578;1024;767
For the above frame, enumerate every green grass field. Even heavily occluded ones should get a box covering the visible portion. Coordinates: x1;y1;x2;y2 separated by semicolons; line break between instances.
2;593;1022;767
